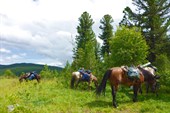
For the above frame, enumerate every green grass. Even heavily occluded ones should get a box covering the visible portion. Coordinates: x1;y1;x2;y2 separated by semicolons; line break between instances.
0;78;170;113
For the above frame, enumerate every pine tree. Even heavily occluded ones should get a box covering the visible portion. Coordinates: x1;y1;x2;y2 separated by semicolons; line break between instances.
99;14;114;57
72;11;98;71
119;0;170;62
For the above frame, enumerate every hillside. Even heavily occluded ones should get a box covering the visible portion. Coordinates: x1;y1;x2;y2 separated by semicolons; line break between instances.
0;63;63;76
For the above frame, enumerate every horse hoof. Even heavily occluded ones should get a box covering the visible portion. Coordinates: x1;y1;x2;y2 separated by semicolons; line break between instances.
133;99;138;102
113;103;118;108
113;105;118;108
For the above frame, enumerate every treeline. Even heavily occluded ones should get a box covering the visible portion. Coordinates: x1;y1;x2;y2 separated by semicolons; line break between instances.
0;65;61;78
0;63;62;76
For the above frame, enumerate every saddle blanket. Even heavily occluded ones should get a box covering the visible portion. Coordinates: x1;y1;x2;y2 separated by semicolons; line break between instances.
28;73;36;80
82;73;90;81
127;67;140;80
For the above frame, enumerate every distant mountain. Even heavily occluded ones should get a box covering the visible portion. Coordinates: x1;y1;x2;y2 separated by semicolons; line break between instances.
0;63;63;76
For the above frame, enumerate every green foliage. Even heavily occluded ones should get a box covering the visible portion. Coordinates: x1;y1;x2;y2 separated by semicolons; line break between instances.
72;48;85;69
155;36;170;59
109;26;149;66
61;61;71;78
119;0;170;62
99;14;114;57
40;65;59;78
154;54;170;85
73;11;96;53
72;11;99;72
3;69;16;78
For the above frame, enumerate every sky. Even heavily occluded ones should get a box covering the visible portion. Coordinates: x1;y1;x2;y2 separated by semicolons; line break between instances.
0;0;134;67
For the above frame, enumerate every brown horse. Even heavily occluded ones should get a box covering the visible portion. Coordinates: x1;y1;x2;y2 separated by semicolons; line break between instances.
71;71;98;89
138;66;160;95
19;73;41;83
96;67;144;108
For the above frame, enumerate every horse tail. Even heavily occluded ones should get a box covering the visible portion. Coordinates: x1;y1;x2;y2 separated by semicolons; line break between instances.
96;69;112;95
71;74;75;88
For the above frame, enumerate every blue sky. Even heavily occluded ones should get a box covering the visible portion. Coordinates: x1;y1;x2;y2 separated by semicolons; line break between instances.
0;0;134;67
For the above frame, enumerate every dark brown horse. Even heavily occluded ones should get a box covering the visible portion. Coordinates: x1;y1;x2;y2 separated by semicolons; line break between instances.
19;73;41;83
96;67;144;108
138;66;160;95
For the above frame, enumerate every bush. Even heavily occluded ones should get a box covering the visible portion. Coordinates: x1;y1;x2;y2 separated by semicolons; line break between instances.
3;69;16;78
109;26;149;66
154;54;170;85
40;65;59;78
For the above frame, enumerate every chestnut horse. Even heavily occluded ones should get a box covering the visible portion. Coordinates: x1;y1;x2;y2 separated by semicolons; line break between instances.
96;67;144;108
19;73;41;83
71;71;98;89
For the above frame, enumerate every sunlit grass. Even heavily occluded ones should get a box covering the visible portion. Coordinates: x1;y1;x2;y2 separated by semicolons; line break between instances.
0;78;169;113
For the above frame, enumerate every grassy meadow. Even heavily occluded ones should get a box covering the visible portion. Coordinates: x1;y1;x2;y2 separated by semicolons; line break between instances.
0;77;170;113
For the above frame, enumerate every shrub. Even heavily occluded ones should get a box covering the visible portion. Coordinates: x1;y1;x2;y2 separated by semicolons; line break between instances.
109;26;149;66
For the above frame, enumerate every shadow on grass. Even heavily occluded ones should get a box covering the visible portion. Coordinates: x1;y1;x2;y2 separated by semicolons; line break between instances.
115;86;170;103
86;87;170;109
85;99;135;108
138;92;170;103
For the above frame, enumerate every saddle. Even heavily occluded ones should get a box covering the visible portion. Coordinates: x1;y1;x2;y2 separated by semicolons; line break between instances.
127;67;140;80
121;66;140;80
27;72;37;80
82;73;90;81
78;70;90;81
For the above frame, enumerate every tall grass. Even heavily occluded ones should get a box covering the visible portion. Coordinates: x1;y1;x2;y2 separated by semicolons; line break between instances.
0;78;169;113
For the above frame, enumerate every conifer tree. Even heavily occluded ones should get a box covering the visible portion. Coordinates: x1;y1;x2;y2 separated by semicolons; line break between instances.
119;0;170;62
72;11;98;71
99;14;114;57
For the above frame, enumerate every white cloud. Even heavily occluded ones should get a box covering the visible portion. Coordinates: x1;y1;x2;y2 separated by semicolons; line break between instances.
0;48;11;53
0;0;134;67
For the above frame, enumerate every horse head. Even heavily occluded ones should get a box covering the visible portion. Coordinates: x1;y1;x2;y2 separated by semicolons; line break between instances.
139;66;160;94
151;75;160;93
91;74;98;88
19;76;23;83
19;74;27;83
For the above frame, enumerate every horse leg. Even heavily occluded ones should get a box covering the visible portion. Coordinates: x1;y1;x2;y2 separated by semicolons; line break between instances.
138;85;143;94
133;85;139;102
94;81;98;89
111;85;117;108
75;80;80;88
35;75;40;83
37;78;40;83
88;80;92;90
146;82;149;93
25;78;28;82
155;82;160;97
